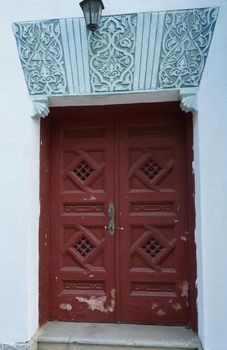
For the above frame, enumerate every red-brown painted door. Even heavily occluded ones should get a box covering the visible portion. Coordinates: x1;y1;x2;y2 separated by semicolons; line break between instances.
118;110;189;325
49;103;191;325
49;114;116;322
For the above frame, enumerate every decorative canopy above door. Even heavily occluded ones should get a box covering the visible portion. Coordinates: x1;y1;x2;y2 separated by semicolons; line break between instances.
13;7;218;116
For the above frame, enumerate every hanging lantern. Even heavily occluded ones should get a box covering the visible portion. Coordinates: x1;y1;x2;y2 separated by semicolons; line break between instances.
79;0;104;31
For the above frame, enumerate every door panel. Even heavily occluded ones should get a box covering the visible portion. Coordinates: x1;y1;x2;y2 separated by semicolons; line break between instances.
49;104;191;325
50;115;116;322
118;112;189;325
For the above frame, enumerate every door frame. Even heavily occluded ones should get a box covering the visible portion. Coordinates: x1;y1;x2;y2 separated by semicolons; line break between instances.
39;102;197;330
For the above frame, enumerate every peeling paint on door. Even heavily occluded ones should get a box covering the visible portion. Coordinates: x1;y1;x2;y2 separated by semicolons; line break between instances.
156;309;166;316
59;303;72;311
76;289;116;313
171;302;182;311
179;281;189;298
152;302;159;310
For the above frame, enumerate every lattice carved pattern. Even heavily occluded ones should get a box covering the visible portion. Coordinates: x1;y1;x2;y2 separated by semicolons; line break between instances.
130;226;176;270
63;149;105;192
74;236;94;258
63;225;105;270
140;158;162;181
74;160;94;182
142;236;163;259
129;149;174;191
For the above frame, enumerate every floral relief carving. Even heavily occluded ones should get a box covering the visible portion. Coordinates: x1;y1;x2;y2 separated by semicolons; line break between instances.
13;8;218;100
13;20;67;95
88;15;137;92
158;8;218;88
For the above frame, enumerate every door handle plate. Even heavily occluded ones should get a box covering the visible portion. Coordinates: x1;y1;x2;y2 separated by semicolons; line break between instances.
108;202;115;235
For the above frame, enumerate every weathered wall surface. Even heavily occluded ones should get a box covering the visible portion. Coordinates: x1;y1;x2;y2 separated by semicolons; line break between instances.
0;1;226;350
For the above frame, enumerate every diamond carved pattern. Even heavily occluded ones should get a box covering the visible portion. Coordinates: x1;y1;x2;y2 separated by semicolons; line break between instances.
62;225;105;271
75;236;94;258
142;236;163;259
63;149;106;192
74;159;94;181
129;225;176;270
128;149;175;191
140;158;162;180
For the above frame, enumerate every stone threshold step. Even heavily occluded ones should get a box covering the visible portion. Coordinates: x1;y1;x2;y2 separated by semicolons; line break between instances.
37;322;202;350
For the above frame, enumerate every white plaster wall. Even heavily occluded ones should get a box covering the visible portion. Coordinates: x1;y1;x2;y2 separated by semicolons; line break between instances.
0;11;39;343
196;3;227;349
0;0;226;349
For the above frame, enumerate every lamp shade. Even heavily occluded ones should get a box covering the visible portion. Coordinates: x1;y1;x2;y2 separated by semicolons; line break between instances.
79;0;104;31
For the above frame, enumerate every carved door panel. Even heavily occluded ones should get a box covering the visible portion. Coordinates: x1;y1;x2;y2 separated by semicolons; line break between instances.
49;104;191;325
49;113;116;322
118;110;190;325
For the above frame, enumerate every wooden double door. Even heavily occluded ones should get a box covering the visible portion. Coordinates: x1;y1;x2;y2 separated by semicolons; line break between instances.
49;103;193;326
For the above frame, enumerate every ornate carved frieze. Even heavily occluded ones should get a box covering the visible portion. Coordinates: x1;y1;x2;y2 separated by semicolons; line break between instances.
13;21;68;95
88;15;137;92
158;8;218;88
13;7;218;99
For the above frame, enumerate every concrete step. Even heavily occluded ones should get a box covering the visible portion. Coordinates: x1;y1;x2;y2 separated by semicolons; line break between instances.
37;322;202;350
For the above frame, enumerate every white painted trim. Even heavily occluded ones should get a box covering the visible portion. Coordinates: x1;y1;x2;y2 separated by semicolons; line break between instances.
31;96;50;118
179;88;198;114
49;89;180;107
32;90;180;117
31;88;198;117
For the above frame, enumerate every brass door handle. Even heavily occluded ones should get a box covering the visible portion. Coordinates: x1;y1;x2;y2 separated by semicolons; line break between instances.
108;202;115;235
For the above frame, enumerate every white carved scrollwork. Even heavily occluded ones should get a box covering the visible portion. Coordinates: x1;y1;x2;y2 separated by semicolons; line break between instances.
13;8;218;99
158;8;218;89
88;15;137;93
13;21;67;95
